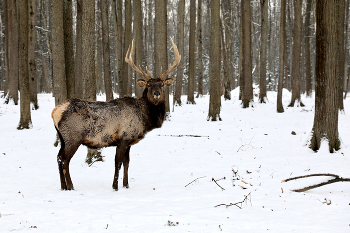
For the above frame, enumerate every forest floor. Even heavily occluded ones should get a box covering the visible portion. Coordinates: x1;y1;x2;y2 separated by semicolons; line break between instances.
1;88;350;232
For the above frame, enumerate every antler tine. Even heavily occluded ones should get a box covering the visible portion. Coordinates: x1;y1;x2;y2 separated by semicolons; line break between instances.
159;37;182;80
125;40;152;80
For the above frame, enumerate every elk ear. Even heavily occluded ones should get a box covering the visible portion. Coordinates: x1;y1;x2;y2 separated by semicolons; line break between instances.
163;77;175;86
136;79;147;87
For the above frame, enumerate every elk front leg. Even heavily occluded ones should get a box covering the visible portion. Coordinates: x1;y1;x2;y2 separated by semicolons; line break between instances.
123;147;131;188
113;142;128;191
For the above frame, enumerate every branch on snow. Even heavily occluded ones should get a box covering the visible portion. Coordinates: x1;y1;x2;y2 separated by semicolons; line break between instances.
215;192;251;209
282;173;350;192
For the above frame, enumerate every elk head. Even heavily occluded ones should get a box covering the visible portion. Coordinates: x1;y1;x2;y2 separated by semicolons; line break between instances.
125;37;181;105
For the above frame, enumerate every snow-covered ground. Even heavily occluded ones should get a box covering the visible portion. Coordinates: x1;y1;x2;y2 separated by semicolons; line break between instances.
1;88;349;232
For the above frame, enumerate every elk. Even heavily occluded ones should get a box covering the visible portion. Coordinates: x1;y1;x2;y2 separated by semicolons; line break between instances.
52;37;181;190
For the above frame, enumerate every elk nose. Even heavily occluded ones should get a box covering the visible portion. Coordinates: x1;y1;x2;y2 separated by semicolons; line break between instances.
154;92;160;98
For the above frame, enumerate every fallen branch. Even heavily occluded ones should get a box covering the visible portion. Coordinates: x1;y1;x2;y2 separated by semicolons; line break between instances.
185;176;206;187
282;173;350;192
215;192;251;209
157;134;209;138
212;177;225;191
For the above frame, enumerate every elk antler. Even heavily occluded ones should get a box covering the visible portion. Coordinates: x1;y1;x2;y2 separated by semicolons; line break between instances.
125;40;152;80
159;37;181;80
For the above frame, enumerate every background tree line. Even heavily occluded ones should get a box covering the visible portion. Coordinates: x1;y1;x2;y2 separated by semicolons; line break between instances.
0;0;346;152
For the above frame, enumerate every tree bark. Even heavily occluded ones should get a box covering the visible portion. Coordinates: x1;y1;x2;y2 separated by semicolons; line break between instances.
310;0;341;153
116;0;123;96
51;0;67;106
304;0;312;97
120;0;131;97
64;0;75;99
134;0;144;98
277;0;286;113
6;0;19;105
259;0;268;103
17;0;32;129
196;0;203;97
101;0;113;101
187;0;196;104
241;0;253;108
75;0;83;99
289;0;304;107
208;0;221;121
28;0;38;109
174;0;185;105
221;0;231;101
154;0;169;112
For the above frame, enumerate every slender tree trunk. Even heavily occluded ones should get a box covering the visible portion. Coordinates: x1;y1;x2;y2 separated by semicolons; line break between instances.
310;0;340;153
120;0;131;97
208;0;221;121
154;0;169;112
28;0;38;109
289;0;304;107
305;0;312;97
175;0;184;105
337;0;345;110
220;0;231;100
64;0;75;99
277;0;286;113
116;0;123;96
51;0;67;106
18;0;32;129
241;0;253;108
6;0;19;105
259;0;268;103
196;0;203;97
75;0;83;99
101;0;113;101
187;0;196;104
134;0;143;98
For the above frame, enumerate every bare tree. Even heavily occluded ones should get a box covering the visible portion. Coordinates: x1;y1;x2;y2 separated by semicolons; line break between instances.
134;0;144;98
196;0;203;98
304;0;312;97
101;0;113;101
310;0;341;152
120;0;131;97
208;0;221;121
187;0;196;104
277;0;286;113
241;0;253;108
289;0;304;107
17;0;32;129
259;0;268;103
64;0;75;99
28;0;38;109
174;0;185;105
75;0;83;99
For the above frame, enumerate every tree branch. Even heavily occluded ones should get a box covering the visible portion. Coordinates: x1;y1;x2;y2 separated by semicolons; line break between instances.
185;176;206;187
282;173;350;192
215;192;251;209
212;177;225;191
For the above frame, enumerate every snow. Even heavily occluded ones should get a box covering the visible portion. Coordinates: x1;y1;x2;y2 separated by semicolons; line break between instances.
1;88;350;232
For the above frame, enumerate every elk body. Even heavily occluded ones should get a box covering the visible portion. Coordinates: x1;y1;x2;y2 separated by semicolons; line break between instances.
52;38;181;190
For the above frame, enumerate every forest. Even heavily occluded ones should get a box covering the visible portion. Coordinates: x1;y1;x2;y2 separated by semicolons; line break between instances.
1;1;350;231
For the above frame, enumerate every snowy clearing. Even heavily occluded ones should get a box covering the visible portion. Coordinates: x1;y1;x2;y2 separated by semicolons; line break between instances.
1;88;350;232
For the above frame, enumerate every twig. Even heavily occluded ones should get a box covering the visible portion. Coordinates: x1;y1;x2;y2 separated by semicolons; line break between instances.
282;173;350;192
157;134;209;138
212;177;225;191
185;176;206;187
215;192;251;209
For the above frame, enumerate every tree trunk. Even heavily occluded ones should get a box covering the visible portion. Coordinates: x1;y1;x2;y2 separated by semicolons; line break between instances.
221;0;231;101
6;0;19;105
174;0;185;105
134;0;143;98
187;0;196;104
337;0;345;110
116;0;123;96
259;0;268;103
51;0;67;106
101;0;113;101
196;0;203;97
304;0;312;97
277;0;286;113
208;0;221;121
154;0;169;112
120;0;131;97
289;0;304;107
241;0;253;108
310;0;341;153
17;0;32;129
64;0;75;99
28;0;38;109
75;0;83;99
